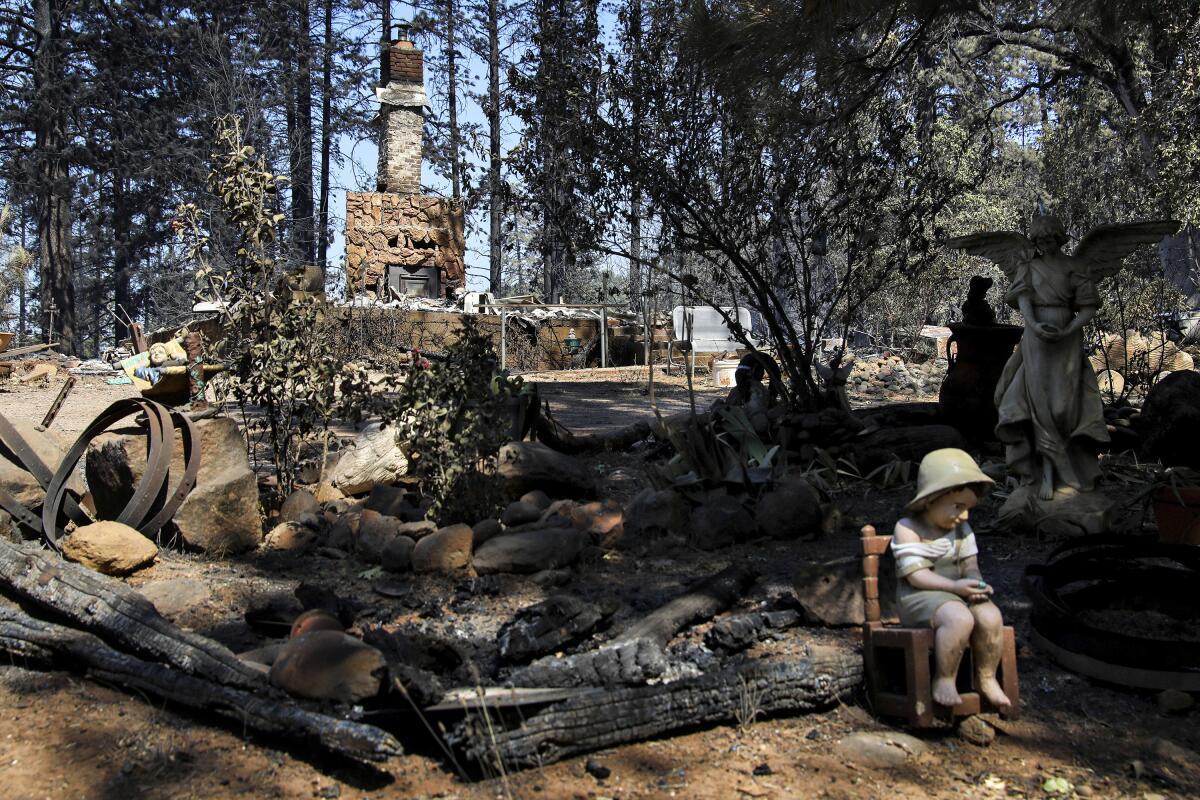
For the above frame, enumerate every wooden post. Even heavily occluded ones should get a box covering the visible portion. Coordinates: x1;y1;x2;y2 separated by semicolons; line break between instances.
500;307;507;369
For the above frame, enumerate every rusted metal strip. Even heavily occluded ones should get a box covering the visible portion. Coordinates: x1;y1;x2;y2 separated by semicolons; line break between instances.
37;375;77;431
0;414;90;528
40;399;199;551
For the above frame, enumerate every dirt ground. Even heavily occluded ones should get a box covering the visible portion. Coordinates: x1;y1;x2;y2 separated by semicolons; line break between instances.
0;367;1197;800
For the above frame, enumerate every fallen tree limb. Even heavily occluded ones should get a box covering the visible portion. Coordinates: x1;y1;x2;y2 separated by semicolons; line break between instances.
453;646;862;769
615;564;758;648
534;406;652;455
0;539;264;689
0;604;402;762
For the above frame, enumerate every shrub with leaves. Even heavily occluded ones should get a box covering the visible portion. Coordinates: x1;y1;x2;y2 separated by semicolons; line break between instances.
376;317;522;525
175;116;347;494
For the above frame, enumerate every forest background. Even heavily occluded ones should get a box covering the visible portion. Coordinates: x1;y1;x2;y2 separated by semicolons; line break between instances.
0;0;1197;362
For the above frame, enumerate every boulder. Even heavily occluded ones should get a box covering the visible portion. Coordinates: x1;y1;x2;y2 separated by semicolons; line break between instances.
472;518;502;548
520;490;552;510
397;519;437;541
835;732;930;768
501;500;542;527
689;494;754;550
356;510;403;563
137;578;213;620
793;556;897;626
0;419;84;509
268;630;387;703
382;535;416;572
263;521;317;553
328;423;408;495
411;524;474;573
570;500;625;548
86;417;262;554
1139;370;1200;468
755;475;823;539
472;527;587;574
313;482;345;504
279;489;320;522
364;484;410;517
61;521;157;576
622;488;688;546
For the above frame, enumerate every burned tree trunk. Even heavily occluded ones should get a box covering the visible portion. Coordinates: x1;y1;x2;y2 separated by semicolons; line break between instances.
0;605;402;762
454;647;861;769
0;539;264;688
615;564;757;648
534;410;652;455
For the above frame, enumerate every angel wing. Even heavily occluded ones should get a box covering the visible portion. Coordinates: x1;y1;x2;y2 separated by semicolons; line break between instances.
1073;220;1181;279
943;231;1033;282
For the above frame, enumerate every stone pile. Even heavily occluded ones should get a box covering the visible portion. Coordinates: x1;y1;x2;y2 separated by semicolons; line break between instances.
847;354;946;397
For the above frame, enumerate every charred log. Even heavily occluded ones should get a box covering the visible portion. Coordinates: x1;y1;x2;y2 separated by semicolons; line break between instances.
453;646;861;769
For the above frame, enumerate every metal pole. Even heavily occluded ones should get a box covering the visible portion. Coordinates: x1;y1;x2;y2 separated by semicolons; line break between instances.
600;272;608;369
500;308;507;370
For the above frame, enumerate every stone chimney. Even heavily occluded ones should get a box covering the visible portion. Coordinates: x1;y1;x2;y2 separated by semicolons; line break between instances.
376;24;425;194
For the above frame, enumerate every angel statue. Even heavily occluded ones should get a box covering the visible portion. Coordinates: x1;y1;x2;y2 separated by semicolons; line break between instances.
947;209;1179;502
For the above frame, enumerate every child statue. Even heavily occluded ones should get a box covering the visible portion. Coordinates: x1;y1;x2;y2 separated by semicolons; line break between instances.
892;448;1011;709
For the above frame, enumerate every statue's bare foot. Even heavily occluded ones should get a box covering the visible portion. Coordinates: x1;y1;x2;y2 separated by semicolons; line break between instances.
932;677;963;707
977;674;1012;709
1039;462;1055;501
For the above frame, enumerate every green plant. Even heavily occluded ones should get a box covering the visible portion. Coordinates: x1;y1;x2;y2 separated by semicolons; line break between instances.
371;317;522;525
175;116;351;494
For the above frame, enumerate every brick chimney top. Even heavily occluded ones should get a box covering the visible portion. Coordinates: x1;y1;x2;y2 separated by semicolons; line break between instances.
380;22;423;86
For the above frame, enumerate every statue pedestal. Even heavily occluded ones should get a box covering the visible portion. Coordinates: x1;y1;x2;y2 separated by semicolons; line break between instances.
997;486;1114;536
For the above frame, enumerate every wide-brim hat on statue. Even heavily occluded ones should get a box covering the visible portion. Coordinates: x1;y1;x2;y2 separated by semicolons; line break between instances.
907;447;994;510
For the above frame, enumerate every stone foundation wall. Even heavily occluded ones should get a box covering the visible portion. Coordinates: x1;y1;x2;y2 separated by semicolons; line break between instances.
344;192;466;296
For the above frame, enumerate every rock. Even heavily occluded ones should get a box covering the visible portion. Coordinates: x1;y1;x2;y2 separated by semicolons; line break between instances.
622;488;688;547
396;519;437;541
530;568;571;588
382;535;415;572
755;475;823;539
363;484;409;517
689;494;754;550
61;521;157;576
472;518;502;547
956;715;995;746
520;489;552;510
411;524;474;572
313;482;345;504
88;417;262;554
585;759;611;781
0;419;84;510
326;508;362;551
834;731;930;768
328;423;408;495
290;609;343;638
356;510;403;563
263;521;317;553
570;500;625;547
794;556;896;626
137;578;212;619
472;527;587;574
279;489;320;522
1139;370;1200;468
501;500;543;527
1156;689;1195;714
268;631;387;703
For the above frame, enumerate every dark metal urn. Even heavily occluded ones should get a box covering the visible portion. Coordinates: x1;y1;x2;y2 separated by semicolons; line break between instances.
938;323;1023;441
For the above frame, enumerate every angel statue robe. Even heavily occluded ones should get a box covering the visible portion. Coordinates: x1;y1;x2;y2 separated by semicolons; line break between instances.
994;255;1110;491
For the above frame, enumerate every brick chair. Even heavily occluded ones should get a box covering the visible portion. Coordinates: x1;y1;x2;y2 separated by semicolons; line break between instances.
861;524;1019;727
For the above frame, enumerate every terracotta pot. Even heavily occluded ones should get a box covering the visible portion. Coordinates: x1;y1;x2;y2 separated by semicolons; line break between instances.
938;323;1023;441
1153;484;1200;545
